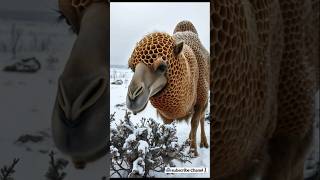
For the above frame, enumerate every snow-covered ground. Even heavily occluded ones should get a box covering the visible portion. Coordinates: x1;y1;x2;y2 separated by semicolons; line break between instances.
110;67;211;178
0;19;108;180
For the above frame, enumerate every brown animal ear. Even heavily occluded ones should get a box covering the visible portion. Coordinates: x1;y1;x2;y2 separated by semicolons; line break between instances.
174;41;184;56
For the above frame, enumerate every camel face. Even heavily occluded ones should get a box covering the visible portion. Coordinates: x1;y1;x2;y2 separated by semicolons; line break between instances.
126;59;168;115
52;1;108;169
126;40;184;115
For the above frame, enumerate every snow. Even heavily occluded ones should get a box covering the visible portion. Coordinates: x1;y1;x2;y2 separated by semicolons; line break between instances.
110;67;211;178
135;127;147;136
137;140;149;157
110;146;120;157
170;142;179;149
123;134;136;149
131;157;145;176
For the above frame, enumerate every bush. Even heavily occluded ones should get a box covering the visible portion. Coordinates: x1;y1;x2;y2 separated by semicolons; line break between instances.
110;111;191;178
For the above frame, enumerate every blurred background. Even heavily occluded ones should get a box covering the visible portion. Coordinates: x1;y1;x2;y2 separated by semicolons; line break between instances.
0;0;107;179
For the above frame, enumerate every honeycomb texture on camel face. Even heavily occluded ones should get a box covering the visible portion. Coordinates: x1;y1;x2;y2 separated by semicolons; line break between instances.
275;0;315;137
174;31;209;108
211;0;281;176
312;0;320;86
128;32;199;119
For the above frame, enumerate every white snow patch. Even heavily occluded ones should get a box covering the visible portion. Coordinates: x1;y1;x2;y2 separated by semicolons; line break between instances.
131;157;145;176
123;134;136;149
137;140;149;157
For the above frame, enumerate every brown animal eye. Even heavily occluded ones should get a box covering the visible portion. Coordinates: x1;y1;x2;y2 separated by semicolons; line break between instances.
65;19;71;26
56;10;77;33
157;63;167;73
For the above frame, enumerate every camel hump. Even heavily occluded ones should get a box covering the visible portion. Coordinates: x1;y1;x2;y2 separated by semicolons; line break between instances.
173;20;198;35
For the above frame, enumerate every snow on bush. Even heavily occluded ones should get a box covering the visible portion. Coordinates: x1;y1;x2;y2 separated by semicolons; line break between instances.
110;111;192;178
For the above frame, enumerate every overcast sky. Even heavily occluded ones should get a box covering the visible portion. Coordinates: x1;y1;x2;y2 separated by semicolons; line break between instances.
110;2;210;66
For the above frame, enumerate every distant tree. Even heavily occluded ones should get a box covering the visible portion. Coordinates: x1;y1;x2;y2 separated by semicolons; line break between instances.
112;69;117;81
45;151;68;180
10;24;23;59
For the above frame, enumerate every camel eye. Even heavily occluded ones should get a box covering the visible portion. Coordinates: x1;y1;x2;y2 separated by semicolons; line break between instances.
65;18;71;26
156;63;167;74
56;10;69;24
56;10;77;33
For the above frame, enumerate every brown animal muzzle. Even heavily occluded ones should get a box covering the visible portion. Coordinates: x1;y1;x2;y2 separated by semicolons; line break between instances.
126;62;168;115
127;82;145;101
57;76;107;126
51;75;108;161
126;81;149;115
126;63;150;114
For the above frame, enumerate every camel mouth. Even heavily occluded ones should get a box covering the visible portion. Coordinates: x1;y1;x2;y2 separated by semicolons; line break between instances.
126;78;167;115
52;74;109;152
126;83;165;115
52;88;108;156
149;83;166;97
126;62;167;115
129;100;148;115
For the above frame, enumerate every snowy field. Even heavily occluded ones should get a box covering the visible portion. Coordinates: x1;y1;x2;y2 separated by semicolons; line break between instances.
110;67;211;178
0;18;108;180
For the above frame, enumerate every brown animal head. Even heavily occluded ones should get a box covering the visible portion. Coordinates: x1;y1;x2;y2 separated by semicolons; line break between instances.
52;0;108;169
126;32;184;115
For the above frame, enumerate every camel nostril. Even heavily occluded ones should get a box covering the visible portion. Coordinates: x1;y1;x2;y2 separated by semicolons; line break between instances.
129;84;144;101
72;0;81;6
75;77;106;114
57;79;72;120
81;78;105;107
56;77;106;124
128;87;133;100
134;86;144;98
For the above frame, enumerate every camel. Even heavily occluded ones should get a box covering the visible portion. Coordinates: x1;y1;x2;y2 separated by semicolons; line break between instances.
211;0;319;179
126;21;209;156
51;0;108;169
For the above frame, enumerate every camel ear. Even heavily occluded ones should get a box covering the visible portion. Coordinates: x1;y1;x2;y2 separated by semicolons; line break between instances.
174;41;184;56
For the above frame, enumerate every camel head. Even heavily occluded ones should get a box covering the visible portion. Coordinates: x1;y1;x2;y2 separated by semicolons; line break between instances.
126;32;184;115
52;0;108;169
